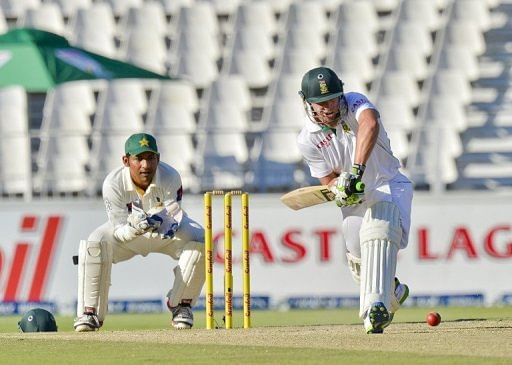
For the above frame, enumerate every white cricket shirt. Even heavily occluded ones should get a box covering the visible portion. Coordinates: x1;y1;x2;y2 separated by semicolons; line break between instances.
297;92;405;191
102;161;183;236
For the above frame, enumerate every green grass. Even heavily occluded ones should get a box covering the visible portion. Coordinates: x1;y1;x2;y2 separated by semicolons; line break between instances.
0;307;511;364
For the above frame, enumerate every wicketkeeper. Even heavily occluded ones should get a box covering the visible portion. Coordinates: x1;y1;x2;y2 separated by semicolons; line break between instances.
297;67;413;333
74;133;205;331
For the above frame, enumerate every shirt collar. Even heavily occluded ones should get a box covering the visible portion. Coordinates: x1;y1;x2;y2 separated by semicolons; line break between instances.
122;166;160;193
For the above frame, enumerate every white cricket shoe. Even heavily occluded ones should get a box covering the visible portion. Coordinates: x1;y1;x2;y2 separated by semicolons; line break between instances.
170;304;194;329
74;313;100;332
395;277;409;306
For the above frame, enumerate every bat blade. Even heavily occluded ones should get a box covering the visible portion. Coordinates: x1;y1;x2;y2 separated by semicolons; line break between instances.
280;185;336;210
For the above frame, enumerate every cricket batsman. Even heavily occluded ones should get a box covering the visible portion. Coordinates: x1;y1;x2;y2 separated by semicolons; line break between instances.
74;133;205;331
296;67;413;333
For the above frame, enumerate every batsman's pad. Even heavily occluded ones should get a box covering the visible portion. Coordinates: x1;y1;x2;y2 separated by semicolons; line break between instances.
77;240;112;322
359;201;402;318
167;241;205;307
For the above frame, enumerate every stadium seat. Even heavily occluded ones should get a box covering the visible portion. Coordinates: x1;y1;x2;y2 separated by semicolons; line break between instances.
104;79;148;115
253;130;305;191
17;3;66;35
284;28;327;60
151;80;199;114
99;104;144;133
445;21;486;56
120;29;167;73
0;135;31;195
233;1;279;37
331;49;375;84
337;73;368;94
333;24;378;58
399;0;440;31
197;132;249;191
228;50;272;89
44;156;88;194
44;135;90;165
335;1;379;34
43;105;92;135
0;0;40;19
0;106;28;135
387;45;428;81
73;29;117;57
279;49;321;76
0;85;27;111
106;0;143;17
431;70;472;106
70;3;117;46
175;2;219;35
438;46;479;82
372;0;400;13
267;99;305;131
203;0;241;17
199;131;248;164
393;22;433;58
172;29;221;63
376;96;415;132
286;1;330;35
209;75;251;113
51;81;96;116
159;0;193;18
273;74;303;102
174;51;219;90
379;71;420;108
452;0;491;31
0;8;7;34
47;0;92;18
146;104;196;134
120;1;167;37
230;26;276;62
201;104;250;132
154;133;196;182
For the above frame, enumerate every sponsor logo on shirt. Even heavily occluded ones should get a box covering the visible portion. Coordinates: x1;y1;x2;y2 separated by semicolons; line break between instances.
350;98;366;113
315;133;335;149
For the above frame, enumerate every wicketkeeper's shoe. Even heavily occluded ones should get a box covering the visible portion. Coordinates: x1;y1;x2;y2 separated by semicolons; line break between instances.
363;302;391;334
170;303;194;329
74;313;100;332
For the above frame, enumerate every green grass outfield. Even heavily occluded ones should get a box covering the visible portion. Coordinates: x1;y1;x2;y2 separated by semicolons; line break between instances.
0;306;511;365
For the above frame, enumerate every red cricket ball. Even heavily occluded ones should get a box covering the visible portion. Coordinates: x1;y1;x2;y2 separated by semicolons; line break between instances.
426;312;441;326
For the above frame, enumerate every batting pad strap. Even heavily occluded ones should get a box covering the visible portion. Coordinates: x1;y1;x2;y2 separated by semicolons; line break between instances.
167;241;205;307
359;201;402;245
346;252;361;284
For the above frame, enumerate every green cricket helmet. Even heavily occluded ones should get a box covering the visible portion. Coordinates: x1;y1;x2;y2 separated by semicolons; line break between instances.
299;67;345;126
18;308;58;332
299;66;344;103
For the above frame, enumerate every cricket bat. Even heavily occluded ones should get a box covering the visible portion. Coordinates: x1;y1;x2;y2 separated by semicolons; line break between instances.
280;185;336;210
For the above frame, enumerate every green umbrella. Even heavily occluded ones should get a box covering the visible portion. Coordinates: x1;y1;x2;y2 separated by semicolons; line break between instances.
0;28;171;91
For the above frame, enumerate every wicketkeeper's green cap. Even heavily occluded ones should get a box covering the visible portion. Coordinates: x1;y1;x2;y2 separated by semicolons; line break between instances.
125;133;159;156
18;308;58;332
300;66;344;103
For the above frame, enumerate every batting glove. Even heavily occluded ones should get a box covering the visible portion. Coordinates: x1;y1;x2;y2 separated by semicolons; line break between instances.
330;164;366;207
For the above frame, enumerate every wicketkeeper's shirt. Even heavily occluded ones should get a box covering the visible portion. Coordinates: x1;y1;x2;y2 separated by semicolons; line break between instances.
297;92;405;191
102;161;183;233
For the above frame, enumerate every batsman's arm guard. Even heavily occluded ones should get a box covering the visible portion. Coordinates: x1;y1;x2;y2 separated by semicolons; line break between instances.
359;201;402;318
77;240;113;323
